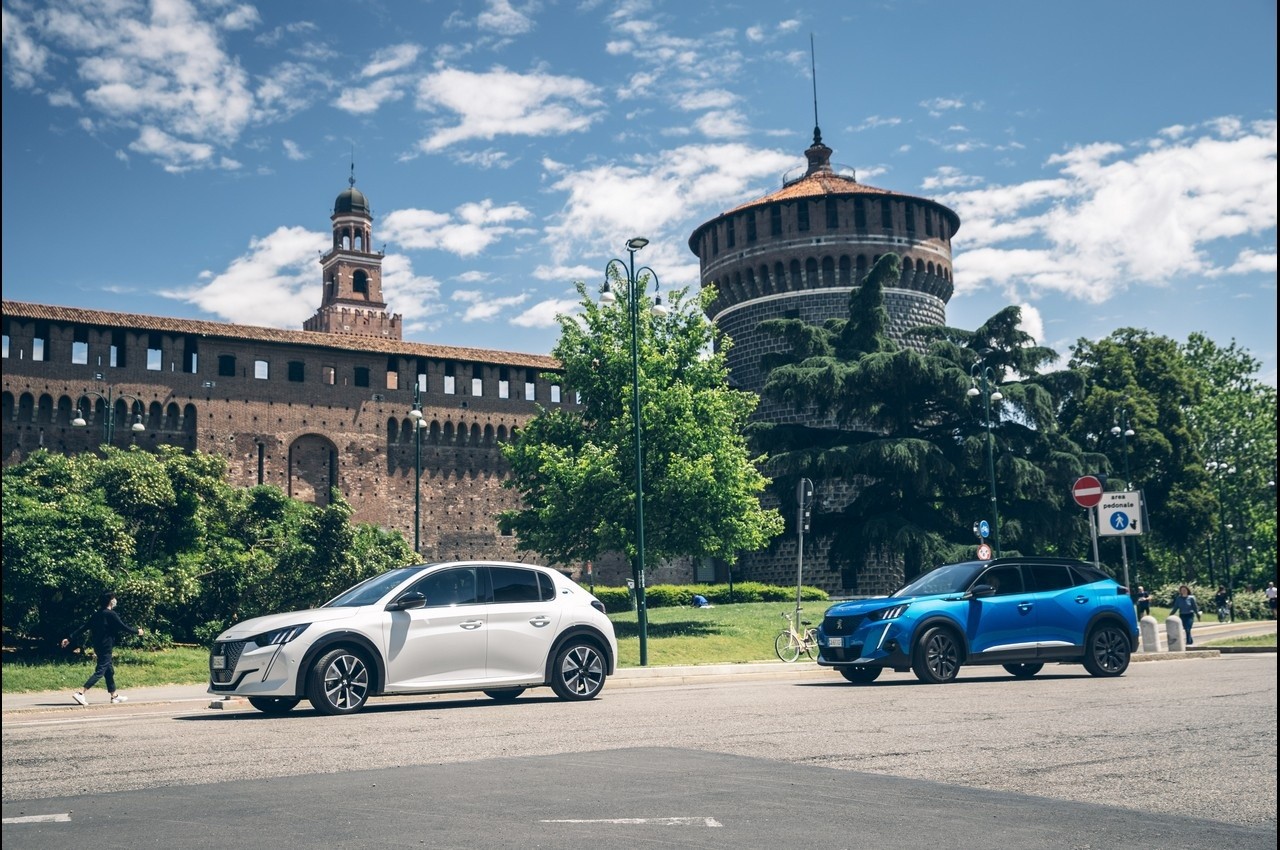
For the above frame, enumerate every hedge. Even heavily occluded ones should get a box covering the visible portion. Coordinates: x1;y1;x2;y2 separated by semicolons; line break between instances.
589;582;829;614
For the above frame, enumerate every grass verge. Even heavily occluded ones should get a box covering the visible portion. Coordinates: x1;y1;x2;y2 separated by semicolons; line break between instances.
1202;633;1277;648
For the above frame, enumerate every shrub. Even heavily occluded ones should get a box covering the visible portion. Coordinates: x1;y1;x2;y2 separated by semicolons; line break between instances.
588;582;829;614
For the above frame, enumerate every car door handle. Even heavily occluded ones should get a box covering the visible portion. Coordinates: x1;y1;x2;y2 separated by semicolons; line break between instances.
1018;603;1033;612
459;620;484;630
529;617;551;628
1074;596;1089;604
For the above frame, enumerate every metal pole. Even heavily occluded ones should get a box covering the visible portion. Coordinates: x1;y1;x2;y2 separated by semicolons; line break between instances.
628;245;649;667
414;391;422;556
104;387;115;444
971;364;1001;557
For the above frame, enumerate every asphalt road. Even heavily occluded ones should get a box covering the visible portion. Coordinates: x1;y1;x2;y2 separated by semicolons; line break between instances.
2;653;1275;848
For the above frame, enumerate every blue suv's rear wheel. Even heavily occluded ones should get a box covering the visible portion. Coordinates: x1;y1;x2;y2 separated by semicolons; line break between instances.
912;626;961;683
1082;623;1131;677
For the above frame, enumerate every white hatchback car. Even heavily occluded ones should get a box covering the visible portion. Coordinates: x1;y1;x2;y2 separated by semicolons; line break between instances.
208;561;618;715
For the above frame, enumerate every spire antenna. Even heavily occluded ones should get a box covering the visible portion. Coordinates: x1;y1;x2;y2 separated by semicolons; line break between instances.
349;145;356;187
810;33;821;146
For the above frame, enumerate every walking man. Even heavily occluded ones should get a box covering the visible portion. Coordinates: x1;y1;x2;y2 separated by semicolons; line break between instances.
60;591;145;705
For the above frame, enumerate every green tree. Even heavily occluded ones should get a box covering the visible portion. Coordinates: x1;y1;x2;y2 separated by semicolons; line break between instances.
755;254;1097;588
499;276;784;569
1183;333;1277;589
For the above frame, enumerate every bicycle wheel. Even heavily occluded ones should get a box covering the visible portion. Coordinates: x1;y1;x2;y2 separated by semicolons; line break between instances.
803;629;820;660
775;631;801;662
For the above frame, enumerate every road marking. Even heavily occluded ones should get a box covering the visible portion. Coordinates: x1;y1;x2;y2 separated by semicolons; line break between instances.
541;817;723;827
3;813;71;824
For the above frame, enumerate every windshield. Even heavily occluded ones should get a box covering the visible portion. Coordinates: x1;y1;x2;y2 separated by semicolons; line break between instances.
892;562;985;598
323;566;428;608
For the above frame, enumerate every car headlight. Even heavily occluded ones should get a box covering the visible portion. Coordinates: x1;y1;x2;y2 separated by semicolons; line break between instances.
250;624;310;647
869;604;908;621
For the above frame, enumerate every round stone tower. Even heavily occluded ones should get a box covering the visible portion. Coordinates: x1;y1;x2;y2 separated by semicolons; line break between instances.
688;129;962;591
689;130;960;422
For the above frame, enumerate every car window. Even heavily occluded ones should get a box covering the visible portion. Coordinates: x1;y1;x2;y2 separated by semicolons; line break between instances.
1025;564;1074;592
324;567;425;608
490;567;542;603
411;567;482;607
894;562;984;597
1070;565;1106;585
974;565;1024;595
537;571;556;601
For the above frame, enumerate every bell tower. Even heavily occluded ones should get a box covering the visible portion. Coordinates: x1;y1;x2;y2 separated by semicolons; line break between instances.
303;166;402;340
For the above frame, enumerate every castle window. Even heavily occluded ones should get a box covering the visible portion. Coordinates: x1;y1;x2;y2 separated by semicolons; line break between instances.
32;322;49;362
854;197;867;229
472;376;483;396
797;202;810;232
525;378;536;401
72;338;88;366
218;354;237;377
1;332;8;359
444;362;456;395
551;385;561;404
711;228;719;255
924;209;935;236
111;330;126;368
354;366;370;387
826;198;839;230
905;204;916;233
353;270;369;294
183;336;198;373
147;333;163;371
880;200;893;230
288;361;305;382
322;365;336;385
726;217;736;248
770;206;782;236
499;367;510;399
385;357;399;390
746;213;757;242
254;359;269;380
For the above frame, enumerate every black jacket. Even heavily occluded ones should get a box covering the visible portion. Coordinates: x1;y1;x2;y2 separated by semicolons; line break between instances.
68;608;137;652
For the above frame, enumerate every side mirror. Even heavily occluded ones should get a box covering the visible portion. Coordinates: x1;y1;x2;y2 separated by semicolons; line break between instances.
970;584;996;598
386;591;426;611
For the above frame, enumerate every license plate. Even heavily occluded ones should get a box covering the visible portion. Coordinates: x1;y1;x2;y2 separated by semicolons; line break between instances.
212;656;225;670
827;636;843;648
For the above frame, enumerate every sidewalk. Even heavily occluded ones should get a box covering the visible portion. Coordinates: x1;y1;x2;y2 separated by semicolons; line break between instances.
5;619;1272;716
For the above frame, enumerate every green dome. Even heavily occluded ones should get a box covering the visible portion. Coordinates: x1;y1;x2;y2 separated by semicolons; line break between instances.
334;186;369;215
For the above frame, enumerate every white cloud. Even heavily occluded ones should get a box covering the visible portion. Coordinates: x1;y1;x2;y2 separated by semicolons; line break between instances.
164;225;326;326
362;43;420;77
382;200;533;257
921;166;982;190
219;5;260;32
695;109;749;138
945;119;1277;305
453;289;529;322
1016;303;1044;345
382;253;445;335
334;75;409;114
921;97;966;116
511;297;581;328
281;138;307;160
854;115;902;132
1;6;52;88
477;0;534;36
414;66;603;152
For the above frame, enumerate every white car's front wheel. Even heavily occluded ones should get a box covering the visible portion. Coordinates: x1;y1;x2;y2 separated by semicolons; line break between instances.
550;641;606;700
307;648;371;715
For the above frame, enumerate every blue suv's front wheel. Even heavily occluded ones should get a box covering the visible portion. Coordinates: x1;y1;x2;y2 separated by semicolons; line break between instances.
912;626;962;684
1082;623;1131;677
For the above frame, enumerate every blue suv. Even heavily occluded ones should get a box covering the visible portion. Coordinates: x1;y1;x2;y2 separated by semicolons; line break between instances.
817;557;1138;684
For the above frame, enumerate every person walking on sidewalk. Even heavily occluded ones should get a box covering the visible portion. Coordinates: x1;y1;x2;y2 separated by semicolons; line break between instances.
60;591;145;705
1170;584;1201;646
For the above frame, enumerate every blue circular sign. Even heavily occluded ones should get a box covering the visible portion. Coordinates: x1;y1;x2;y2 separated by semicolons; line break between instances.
978;520;990;538
1109;511;1130;531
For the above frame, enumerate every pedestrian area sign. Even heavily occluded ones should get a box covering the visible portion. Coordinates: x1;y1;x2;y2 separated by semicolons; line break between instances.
1097;491;1143;536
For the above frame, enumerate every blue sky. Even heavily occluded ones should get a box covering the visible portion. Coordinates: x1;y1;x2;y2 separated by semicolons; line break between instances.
3;0;1276;383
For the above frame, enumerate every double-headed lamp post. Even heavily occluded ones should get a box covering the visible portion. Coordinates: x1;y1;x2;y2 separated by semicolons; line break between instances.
408;384;425;556
967;359;1004;557
1111;408;1136;583
601;237;666;667
72;387;146;444
1206;459;1236;621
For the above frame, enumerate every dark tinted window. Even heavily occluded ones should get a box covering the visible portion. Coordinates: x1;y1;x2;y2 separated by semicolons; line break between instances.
975;565;1024;595
413;567;482;607
490;567;541;603
1025;564;1074;592
538;572;556;601
1070;565;1108;586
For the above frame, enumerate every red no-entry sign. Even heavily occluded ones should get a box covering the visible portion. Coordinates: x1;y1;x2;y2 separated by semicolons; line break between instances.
1072;475;1104;508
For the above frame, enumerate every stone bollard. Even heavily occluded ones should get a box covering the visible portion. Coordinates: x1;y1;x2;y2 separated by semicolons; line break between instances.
1165;616;1185;652
1140;616;1160;652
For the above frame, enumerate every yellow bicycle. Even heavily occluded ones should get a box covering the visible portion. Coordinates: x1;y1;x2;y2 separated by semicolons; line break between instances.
775;609;819;662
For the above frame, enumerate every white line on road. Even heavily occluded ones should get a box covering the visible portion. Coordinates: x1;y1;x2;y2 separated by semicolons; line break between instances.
542;817;723;827
3;813;71;824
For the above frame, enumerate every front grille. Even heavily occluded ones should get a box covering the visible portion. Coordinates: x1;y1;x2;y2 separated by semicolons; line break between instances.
820;645;864;663
210;640;246;684
823;615;864;636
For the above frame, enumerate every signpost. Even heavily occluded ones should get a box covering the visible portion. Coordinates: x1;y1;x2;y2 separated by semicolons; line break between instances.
1098;490;1144;593
1073;475;1104;568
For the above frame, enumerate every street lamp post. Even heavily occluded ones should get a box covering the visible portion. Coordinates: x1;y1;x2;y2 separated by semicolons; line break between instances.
601;237;665;667
967;359;1004;557
1111;408;1136;586
1206;459;1236;621
72;387;146;444
408;383;424;555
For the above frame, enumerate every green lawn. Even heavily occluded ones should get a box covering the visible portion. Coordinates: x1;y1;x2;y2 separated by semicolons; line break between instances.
2;602;817;694
1202;633;1277;648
